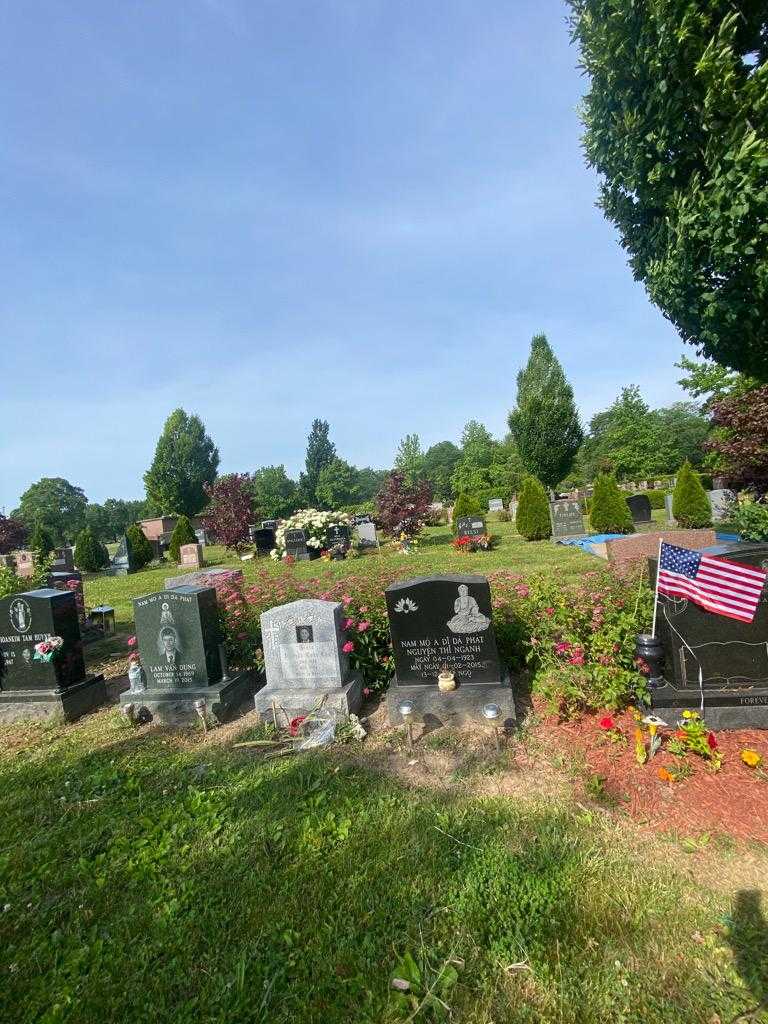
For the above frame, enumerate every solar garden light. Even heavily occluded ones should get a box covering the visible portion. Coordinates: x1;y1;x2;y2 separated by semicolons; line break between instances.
218;644;232;683
482;702;502;750
193;698;208;734
398;699;415;750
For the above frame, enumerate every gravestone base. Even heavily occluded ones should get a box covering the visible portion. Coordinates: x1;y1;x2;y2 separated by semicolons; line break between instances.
386;669;516;730
119;671;257;728
254;674;363;723
650;682;768;731
0;674;107;724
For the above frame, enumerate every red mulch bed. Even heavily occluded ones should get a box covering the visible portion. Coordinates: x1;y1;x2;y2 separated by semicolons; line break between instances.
534;701;768;844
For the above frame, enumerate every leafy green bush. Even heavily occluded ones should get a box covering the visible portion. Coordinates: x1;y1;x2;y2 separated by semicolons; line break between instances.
126;524;154;570
590;474;634;534
169;515;198;563
495;509;510;523
672;462;712;528
451;493;484;530
727;496;767;541
515;477;552;541
29;522;55;557
0;553;54;599
74;527;110;572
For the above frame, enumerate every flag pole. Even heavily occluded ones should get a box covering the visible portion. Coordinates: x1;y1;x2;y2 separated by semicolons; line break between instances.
651;537;663;638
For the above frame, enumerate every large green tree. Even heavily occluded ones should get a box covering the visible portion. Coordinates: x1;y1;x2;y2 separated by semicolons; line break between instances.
507;335;583;487
13;477;88;544
299;419;336;505
422;441;462;501
568;1;768;376
394;434;425;486
250;466;298;520
315;458;362;509
143;409;219;516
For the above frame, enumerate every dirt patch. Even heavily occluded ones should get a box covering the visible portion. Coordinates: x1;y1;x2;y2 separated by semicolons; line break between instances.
534;703;768;844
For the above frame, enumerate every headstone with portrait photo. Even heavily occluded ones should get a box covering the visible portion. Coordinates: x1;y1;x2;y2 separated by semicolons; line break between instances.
254;598;362;724
384;574;515;727
119;585;256;726
0;587;106;722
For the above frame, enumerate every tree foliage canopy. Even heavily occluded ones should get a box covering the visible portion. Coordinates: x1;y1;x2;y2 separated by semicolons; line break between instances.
508;335;583;487
299;419;336;505
569;1;768;376
202;474;254;551
13;477;88;544
250;466;298;520
144;409;219;516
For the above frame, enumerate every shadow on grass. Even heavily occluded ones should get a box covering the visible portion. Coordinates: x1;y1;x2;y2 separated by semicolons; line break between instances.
0;720;757;1024
727;890;768;1020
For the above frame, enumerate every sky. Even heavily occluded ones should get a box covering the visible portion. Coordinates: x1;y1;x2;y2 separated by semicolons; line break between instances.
0;0;691;514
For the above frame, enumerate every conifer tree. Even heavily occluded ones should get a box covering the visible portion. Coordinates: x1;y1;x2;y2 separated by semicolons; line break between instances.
144;409;219;515
589;473;634;534
168;515;198;562
672;461;713;528
515;476;552;541
508;335;583;487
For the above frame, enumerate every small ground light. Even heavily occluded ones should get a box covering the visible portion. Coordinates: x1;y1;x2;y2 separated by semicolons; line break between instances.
482;702;502;750
398;699;415;750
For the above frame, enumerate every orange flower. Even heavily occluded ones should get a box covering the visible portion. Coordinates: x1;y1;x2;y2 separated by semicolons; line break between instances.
657;766;673;783
634;727;644;744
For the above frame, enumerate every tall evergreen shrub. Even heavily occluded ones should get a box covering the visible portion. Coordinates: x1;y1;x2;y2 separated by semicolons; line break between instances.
169;515;198;562
74;527;109;572
452;493;484;530
672;462;712;528
590;474;634;534
515;477;552;541
126;524;154;570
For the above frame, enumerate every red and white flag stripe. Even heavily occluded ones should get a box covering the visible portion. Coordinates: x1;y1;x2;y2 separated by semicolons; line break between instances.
658;552;766;624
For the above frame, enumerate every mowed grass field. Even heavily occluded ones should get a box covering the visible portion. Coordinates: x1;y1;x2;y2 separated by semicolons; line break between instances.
2;510;766;1024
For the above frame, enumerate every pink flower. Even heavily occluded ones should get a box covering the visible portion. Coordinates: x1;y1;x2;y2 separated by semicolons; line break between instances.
554;641;571;656
342;595;352;606
357;621;370;632
569;648;585;667
359;606;369;613
544;607;554;617
342;641;354;653
514;584;530;598
363;687;371;696
127;636;137;648
343;617;354;629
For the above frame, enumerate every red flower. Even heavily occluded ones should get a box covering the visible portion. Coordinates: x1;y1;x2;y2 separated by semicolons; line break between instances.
707;732;718;751
288;716;306;736
127;636;137;648
674;729;687;740
598;715;615;730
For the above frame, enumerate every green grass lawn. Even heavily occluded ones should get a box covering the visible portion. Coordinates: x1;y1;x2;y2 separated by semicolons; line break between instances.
84;516;594;629
3;514;765;1023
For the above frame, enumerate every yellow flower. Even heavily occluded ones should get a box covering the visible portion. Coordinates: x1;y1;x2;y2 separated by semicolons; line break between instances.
741;749;762;768
649;723;658;738
682;710;694;719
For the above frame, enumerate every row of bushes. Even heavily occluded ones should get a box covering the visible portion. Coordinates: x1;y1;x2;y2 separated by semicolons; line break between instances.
213;560;653;716
514;462;713;540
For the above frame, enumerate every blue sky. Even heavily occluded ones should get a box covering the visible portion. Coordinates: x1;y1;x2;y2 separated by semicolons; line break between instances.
0;0;689;513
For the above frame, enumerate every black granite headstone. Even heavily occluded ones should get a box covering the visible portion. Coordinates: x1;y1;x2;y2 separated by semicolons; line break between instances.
121;585;256;725
549;500;585;538
253;527;276;556
627;495;652;523
285;529;310;561
261;519;279;530
0;588;106;721
384;575;515;727
456;517;486;539
648;542;768;728
352;514;372;525
386;575;501;685
327;524;351;551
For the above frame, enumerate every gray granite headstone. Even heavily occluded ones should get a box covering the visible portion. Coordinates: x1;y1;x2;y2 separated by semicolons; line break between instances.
355;521;378;547
708;489;736;522
488;498;504;512
664;494;674;523
254;599;362;723
549;500;585;538
0;588;106;722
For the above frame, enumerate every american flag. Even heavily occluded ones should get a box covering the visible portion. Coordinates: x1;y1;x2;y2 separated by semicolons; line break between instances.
657;541;767;624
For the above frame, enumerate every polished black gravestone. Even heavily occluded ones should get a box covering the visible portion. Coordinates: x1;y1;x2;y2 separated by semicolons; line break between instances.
549;500;585;539
253;527;276;557
456;516;486;538
385;575;515;728
119;586;257;726
327;524;351;552
627;494;652;524
284;529;310;561
648;542;768;728
0;588;106;722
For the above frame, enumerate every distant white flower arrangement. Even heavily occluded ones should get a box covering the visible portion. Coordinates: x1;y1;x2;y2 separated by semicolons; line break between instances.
271;509;352;560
